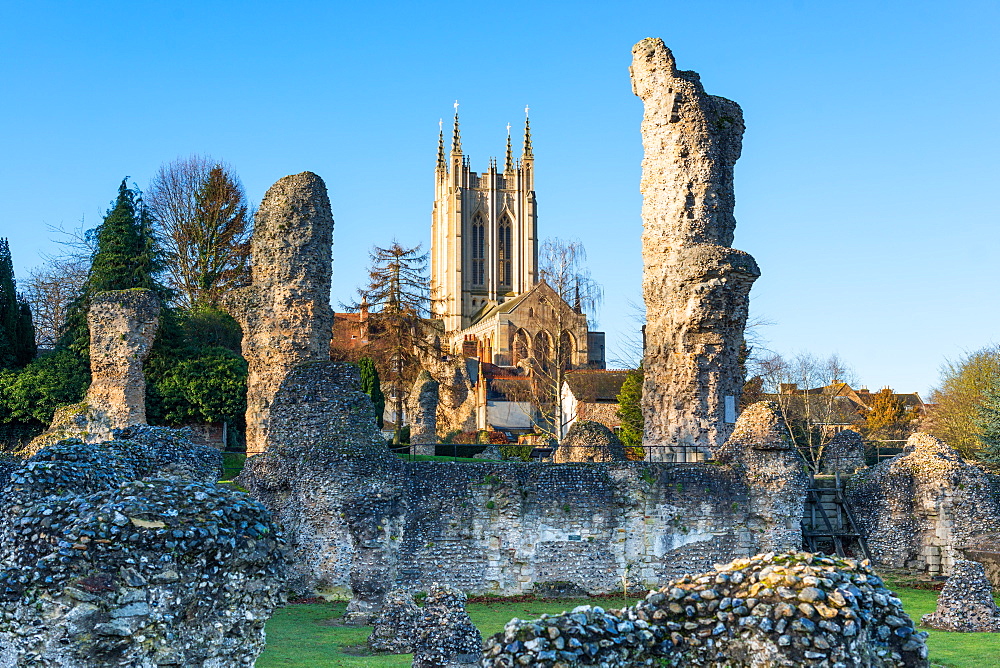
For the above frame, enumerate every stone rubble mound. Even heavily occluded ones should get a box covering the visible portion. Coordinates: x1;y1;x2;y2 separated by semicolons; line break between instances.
921;559;1000;632
0;433;285;667
368;589;421;654
412;583;483;668
554;420;627;463
482;551;929;667
818;430;866;475
846;432;1000;576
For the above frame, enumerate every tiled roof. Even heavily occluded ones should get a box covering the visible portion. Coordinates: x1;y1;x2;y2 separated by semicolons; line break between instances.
564;369;632;403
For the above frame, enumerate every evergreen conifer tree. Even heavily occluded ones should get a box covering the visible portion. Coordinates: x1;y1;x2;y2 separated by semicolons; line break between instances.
616;366;644;459
60;178;164;355
14;300;36;367
0;238;18;368
0;239;35;369
358;356;385;428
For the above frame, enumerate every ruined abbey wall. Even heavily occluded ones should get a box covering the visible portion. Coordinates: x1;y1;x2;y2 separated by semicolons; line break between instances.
28;289;160;452
225;172;335;455
632;38;760;461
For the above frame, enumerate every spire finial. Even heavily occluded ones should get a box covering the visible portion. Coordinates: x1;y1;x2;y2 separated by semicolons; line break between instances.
504;122;514;173
451;100;461;155
522;105;533;160
437;119;446;169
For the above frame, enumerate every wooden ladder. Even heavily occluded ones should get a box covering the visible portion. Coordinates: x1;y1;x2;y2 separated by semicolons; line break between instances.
802;470;872;562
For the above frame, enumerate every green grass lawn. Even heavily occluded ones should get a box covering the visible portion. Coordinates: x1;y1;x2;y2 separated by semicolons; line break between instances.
257;588;1000;668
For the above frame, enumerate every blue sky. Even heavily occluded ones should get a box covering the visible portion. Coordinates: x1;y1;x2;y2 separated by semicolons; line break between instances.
1;0;998;397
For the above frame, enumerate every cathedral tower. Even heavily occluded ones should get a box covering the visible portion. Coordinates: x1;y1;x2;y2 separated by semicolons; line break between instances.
430;105;538;332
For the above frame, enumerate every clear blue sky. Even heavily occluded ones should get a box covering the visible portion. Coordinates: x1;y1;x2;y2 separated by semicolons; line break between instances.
2;0;998;397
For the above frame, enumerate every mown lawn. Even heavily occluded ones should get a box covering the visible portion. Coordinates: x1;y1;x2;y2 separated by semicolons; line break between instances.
257;588;1000;668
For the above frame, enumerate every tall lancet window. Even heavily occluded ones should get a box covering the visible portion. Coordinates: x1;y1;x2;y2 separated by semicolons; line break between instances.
498;215;512;290
471;214;486;286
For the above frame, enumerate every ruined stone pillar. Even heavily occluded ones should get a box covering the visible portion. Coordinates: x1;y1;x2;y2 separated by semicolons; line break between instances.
87;290;161;429
225;172;334;456
408;371;439;456
631;38;761;461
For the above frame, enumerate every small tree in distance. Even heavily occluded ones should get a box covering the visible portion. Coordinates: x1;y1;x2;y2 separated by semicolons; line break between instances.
358;356;385;428
0;239;36;369
616;366;644;460
345;241;432;444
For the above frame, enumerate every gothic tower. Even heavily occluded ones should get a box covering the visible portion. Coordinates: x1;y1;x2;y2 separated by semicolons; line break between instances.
430;106;538;332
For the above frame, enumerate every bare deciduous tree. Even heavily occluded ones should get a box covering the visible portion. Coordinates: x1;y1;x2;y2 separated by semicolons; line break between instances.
23;257;88;349
527;238;604;439
147;156;252;307
751;351;858;466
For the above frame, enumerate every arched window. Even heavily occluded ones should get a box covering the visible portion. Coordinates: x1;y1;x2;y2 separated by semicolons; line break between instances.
498;215;512;289
471;214;485;286
559;330;575;370
512;329;530;364
533;330;552;365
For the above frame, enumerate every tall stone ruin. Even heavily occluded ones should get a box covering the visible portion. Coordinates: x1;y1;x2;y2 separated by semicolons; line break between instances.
87;290;161;428
225;172;335;455
408;370;439;456
631;38;760;461
28;289;160;452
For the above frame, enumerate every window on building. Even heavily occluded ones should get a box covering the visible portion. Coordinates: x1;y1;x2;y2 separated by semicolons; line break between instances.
471;215;485;286
498;216;512;289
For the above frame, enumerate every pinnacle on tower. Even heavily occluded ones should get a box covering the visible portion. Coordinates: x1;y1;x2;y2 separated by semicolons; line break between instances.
504;122;514;173
437;119;446;170
451;100;462;155
522;105;533;160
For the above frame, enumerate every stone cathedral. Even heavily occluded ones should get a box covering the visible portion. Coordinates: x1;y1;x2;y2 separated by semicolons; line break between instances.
429;107;604;371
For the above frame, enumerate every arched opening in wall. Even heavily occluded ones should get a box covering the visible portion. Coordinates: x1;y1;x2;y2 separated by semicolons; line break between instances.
533;330;552;371
559;330;575;370
498;214;512;291
471;213;486;287
512;328;530;364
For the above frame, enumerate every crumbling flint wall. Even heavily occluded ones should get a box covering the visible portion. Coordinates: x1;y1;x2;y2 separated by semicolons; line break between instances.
224;171;335;456
231;168;810;621
28;289;161;452
847;432;1000;577
632;37;761;462
239;398;809;620
0;426;285;668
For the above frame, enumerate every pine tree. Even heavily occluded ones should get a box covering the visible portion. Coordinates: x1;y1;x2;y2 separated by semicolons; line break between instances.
60;178;164;354
346;241;431;443
358;357;385;428
616;366;644;459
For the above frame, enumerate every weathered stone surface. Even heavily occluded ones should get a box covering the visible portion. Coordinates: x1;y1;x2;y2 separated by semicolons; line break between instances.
225;171;334;455
412;583;483;668
368;589;421;654
28;290;160;452
0;433;284;667
408;370;439;456
240;446;800;610
631;38;760;462
921;559;1000;632
553;419;627;463
847;432;1000;576
483;551;929;667
717;401;810;553
819;429;867;475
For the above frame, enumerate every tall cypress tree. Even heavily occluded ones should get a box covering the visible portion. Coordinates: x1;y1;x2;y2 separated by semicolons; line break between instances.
358;356;385;428
14;300;36;367
60;178;164;355
0;238;19;368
